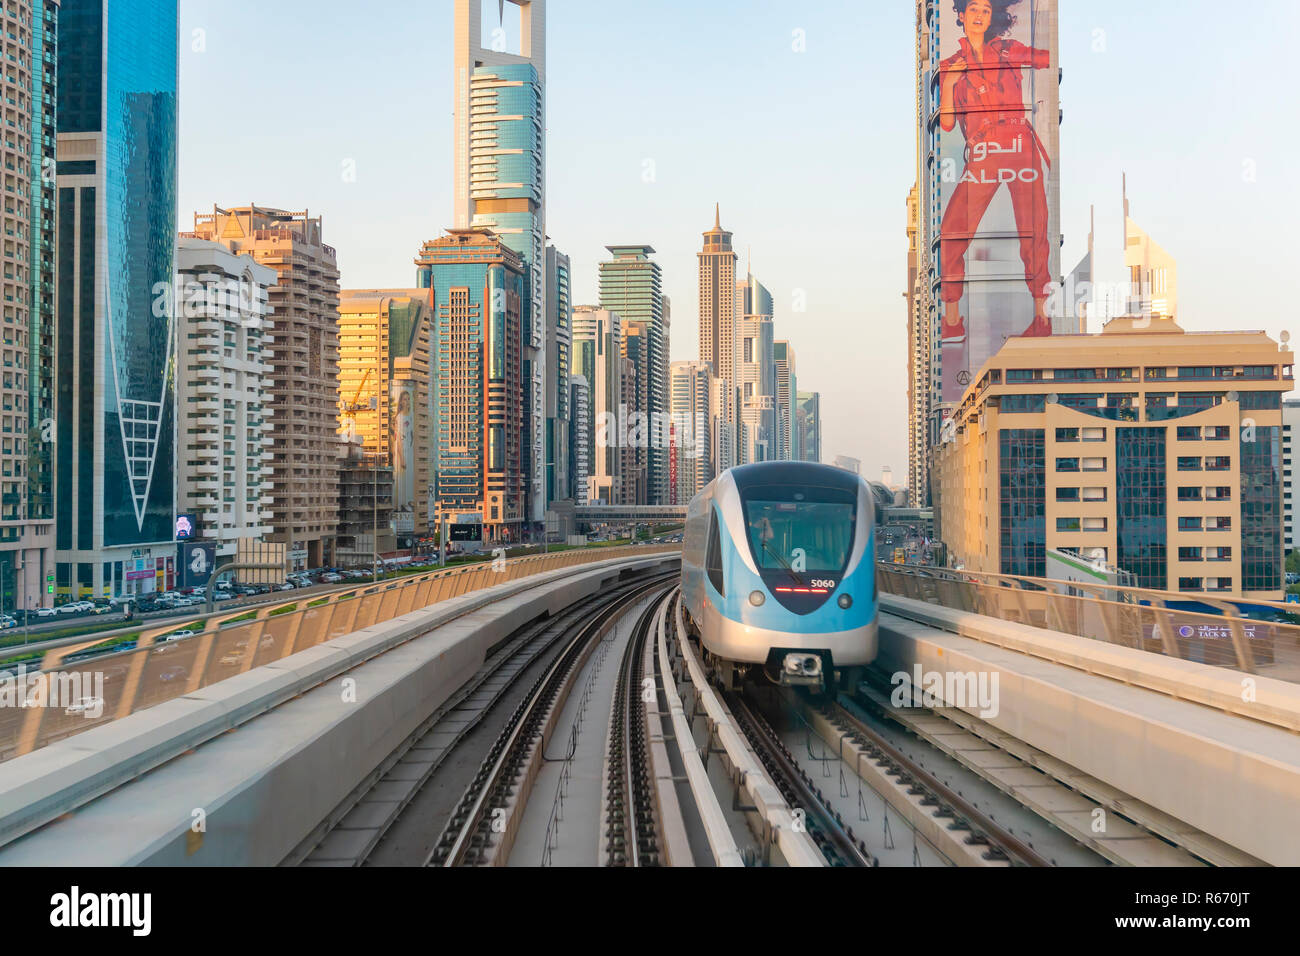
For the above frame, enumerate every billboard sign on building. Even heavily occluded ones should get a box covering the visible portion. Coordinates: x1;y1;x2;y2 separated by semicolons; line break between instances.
390;380;417;526
933;0;1060;406
180;542;217;589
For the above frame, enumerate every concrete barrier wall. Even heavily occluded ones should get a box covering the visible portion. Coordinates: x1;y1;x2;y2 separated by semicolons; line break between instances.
877;611;1300;866
0;555;678;864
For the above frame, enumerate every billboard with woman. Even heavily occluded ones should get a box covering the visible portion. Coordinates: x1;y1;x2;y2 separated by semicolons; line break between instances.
933;0;1060;404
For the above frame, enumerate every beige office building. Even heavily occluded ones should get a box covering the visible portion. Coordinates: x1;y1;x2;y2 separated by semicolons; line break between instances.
935;317;1290;600
191;206;342;571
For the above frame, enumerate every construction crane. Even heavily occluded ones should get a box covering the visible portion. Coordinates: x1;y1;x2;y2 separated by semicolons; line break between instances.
340;368;375;444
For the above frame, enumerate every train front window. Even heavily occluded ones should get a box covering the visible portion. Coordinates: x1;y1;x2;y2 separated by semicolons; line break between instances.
742;488;856;576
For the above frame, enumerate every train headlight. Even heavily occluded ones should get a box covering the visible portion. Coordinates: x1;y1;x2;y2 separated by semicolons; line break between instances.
749;590;766;607
838;594;853;610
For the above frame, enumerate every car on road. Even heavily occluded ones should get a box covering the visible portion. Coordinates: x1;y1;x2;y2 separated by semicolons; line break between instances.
275;582;295;591
89;605;117;616
320;573;343;584
34;606;57;619
0;615;15;629
64;696;104;717
158;666;187;683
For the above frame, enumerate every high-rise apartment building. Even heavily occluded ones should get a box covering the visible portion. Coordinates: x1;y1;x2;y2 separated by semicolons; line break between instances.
569;374;590;507
621;320;651;505
698;206;737;475
669;360;714;505
905;183;930;507
174;239;276;563
935;317;1289;600
773;340;796;461
572;307;623;505
0;0;58;609
55;0;178;599
544;245;571;506
417;229;528;542
337;290;433;550
599;245;668;503
192;206;342;572
454;0;546;528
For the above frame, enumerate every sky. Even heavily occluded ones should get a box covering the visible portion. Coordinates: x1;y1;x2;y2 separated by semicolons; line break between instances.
177;0;1300;485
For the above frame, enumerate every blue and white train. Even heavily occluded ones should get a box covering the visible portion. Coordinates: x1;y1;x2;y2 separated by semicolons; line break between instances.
681;461;878;692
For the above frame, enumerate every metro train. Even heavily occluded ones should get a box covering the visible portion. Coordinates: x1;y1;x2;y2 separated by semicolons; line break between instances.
680;461;879;693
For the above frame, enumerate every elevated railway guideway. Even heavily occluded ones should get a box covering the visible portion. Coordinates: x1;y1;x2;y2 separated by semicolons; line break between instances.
873;562;1300;866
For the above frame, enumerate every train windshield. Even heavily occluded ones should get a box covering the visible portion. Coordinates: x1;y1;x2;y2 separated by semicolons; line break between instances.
741;486;857;576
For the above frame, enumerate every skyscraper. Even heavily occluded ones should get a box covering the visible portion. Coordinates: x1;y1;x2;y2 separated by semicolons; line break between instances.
905;182;930;506
568;374;590;507
599;245;668;503
2;0;58;610
1123;178;1177;321
571;307;623;506
337;290;434;550
417;229;528;542
736;271;775;465
773;340;796;461
668;360;713;504
698;205;737;475
917;0;1062;509
56;0;178;599
192;206;342;572
174;239;276;565
796;391;822;463
544;245;571;506
454;0;546;529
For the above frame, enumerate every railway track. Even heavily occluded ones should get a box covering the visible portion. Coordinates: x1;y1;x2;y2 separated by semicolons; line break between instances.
292;571;675;866
428;578;674;866
303;576;1224;868
602;598;664;865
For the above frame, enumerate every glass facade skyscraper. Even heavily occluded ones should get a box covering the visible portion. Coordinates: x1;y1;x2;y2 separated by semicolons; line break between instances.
417;230;528;541
55;0;178;598
454;1;547;528
599;245;668;503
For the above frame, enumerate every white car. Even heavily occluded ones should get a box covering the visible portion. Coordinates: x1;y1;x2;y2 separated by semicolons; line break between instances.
35;607;57;619
214;592;235;602
64;696;103;717
320;573;343;584
0;616;15;629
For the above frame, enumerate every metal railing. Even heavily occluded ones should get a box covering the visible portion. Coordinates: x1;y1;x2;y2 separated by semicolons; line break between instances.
877;563;1300;682
0;544;679;763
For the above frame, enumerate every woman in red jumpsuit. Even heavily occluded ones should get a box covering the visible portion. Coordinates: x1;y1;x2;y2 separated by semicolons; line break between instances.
938;0;1052;343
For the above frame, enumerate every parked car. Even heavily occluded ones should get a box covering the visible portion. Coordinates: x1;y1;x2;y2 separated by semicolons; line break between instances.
214;592;235;602
89;605;117;616
320;573;343;584
0;616;16;629
34;607;57;619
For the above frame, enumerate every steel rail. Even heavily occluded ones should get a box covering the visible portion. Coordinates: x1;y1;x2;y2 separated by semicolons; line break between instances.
430;575;675;867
